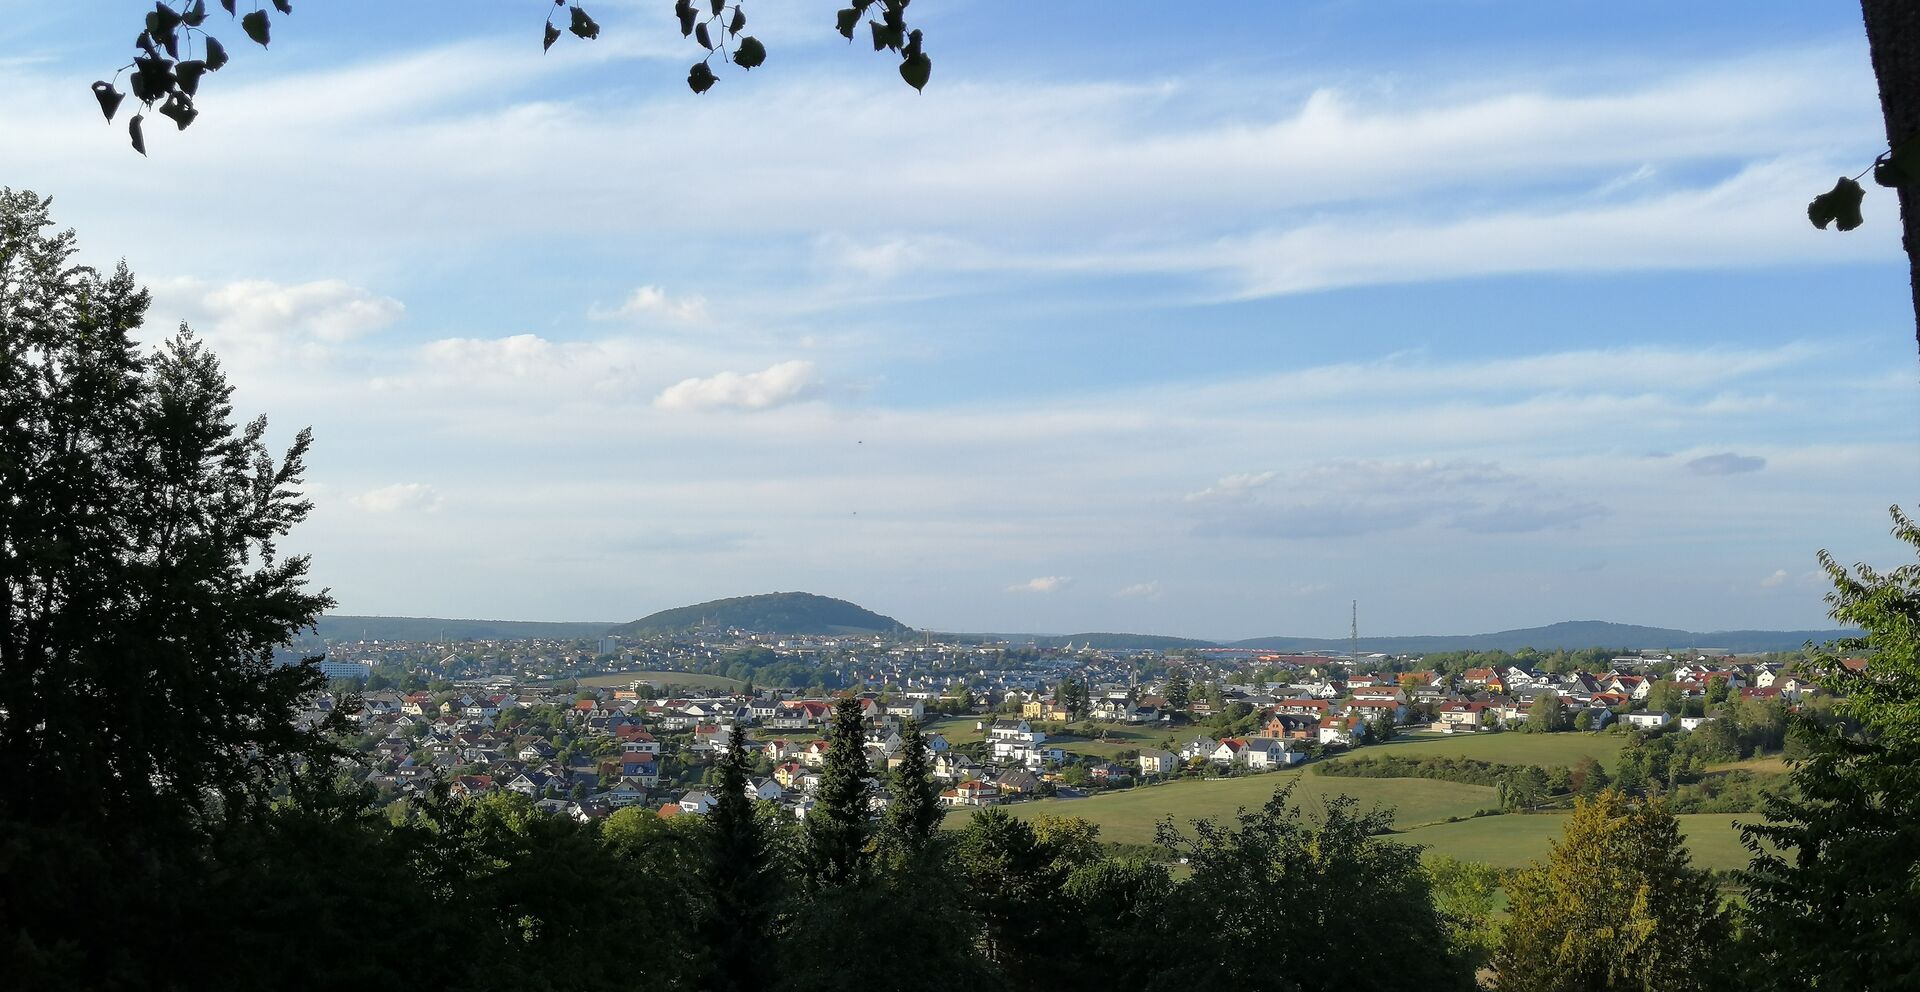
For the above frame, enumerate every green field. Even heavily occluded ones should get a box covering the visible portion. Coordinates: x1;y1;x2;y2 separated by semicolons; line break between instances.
947;770;1497;844
926;716;987;745
1348;731;1626;771
1396;812;1759;872
563;670;744;691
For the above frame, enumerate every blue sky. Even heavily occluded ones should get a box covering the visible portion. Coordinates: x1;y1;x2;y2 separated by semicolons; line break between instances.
4;1;1918;638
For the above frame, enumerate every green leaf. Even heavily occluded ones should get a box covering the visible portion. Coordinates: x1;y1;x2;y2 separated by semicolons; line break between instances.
899;51;930;92
569;6;599;39
204;35;228;70
836;7;859;40
695;21;713;49
130;113;147;156
544;22;561;51
158;93;198;130
687;61;717;94
1807;177;1865;232
734;35;766;69
241;9;270;47
175;59;207;96
92;81;126;123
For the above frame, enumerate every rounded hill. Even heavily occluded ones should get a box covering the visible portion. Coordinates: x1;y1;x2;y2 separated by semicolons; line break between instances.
609;592;908;636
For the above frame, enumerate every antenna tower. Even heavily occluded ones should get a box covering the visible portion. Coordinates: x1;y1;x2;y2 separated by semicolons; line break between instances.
1350;600;1359;664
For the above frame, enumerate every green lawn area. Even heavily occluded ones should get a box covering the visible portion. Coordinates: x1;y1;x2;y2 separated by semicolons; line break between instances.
564;670;744;691
947;769;1496;845
926;715;987;745
1394;812;1759;872
1346;731;1626;771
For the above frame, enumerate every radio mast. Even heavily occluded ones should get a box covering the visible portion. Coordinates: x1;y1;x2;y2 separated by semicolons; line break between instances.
1350;600;1359;665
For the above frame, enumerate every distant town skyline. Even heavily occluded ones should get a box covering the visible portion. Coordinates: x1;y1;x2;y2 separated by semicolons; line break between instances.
4;2;1917;639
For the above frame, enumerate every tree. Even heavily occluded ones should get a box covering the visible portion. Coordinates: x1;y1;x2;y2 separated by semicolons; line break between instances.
1496;790;1728;992
1857;3;1920;349
702;724;776;992
1153;785;1472;992
802;696;871;887
882;718;942;861
1426;856;1504;973
1164;667;1191;711
0;187;343;843
1740;505;1920;988
1525;693;1568;733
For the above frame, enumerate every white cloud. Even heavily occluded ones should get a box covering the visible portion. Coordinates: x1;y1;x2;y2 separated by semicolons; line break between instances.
654;360;820;412
350;483;444;514
1185;471;1278;503
1009;576;1072;594
1761;569;1790;588
1189;459;1605;539
147;277;403;365
591;285;709;323
1115;581;1161;599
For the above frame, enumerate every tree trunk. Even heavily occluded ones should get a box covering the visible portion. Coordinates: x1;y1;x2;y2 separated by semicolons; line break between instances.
1860;0;1920;352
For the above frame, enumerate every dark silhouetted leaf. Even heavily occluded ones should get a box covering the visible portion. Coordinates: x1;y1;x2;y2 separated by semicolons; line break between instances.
204;35;228;70
569;6;599;39
677;1;697;37
221;0;235;12
149;4;183;38
836;7;859;40
136;31;159;57
92;81;126;122
183;1;206;27
903;28;922;58
163;32;181;59
688;61;717;93
899;51;930;91
730;9;745;33
131;56;174;103
1807;177;1865;232
734;35;765;68
1875;158;1900;189
175;60;206;96
696;21;713;49
158;94;198;130
273;0;292;13
242;9;270;46
544;22;561;51
710;0;725;13
130;113;147;155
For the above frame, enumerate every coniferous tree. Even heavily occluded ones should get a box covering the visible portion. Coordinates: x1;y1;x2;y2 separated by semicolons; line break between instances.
803;696;872;887
883;718;943;860
1165;667;1191;711
703;724;775;992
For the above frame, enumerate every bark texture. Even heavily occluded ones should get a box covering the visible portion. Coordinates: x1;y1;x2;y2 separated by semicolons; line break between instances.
1860;0;1920;352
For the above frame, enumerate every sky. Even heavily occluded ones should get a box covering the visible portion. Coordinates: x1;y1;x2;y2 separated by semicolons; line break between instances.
4;1;1919;639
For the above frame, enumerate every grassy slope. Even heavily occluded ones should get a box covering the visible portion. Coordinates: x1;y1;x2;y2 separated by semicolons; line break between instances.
1394;813;1756;872
1355;731;1627;771
946;770;1496;844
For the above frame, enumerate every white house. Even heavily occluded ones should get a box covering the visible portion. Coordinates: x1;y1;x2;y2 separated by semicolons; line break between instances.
1625;711;1671;731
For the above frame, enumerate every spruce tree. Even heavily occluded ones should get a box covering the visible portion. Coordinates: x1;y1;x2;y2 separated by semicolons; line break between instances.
702;723;774;992
804;696;872;886
1165;667;1191;711
884;718;943;859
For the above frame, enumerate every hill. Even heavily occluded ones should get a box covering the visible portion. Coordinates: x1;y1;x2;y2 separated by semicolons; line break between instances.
1231;619;1855;655
1019;632;1218;651
610;592;908;636
313;615;616;643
